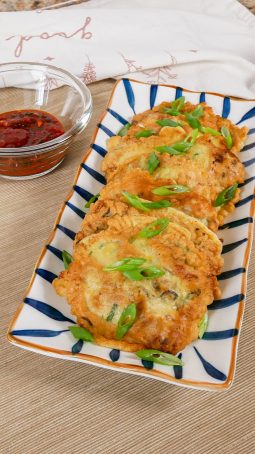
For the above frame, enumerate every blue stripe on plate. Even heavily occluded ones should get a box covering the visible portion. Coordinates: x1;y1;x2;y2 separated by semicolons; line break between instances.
235;194;255;207
222;97;230;118
56;224;76;240
202;329;238;340
222;238;248;254
219;217;253;230
24;297;74;323
238;176;255;187
81;163;106;185
36;268;58;283
241;141;255;152
123;79;135;113
46;244;63;261
217;268;246;280
199;92;206;103
65;201;85;219
150;84;158;108
248;127;255;135
72;340;84;354
74;185;94;201
175;87;183;99
107;108;128;125
237;106;255;124
193;347;227;381
243;157;255;168
209;293;244;310
11;329;68;337
109;349;120;362
98;123;115;137
91;143;107;157
142;359;154;370
173;353;183;379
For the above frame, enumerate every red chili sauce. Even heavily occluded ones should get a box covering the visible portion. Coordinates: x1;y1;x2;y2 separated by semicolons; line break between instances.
0;109;65;148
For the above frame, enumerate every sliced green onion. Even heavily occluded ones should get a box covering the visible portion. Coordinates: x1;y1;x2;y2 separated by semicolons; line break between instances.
123;266;165;281
156;119;182;127
136;349;184;366
122;191;171;211
184;128;199;145
116;303;136;339
135;129;155;138
185;112;201;131
62;250;73;270
198;312;208;339
152;185;190;196
106;303;118;322
213;183;238;207
85;193;99;208
147;152;159;174
104;257;146;272
69;326;93;342
118;123;131;136
192;105;204;118
201;126;221;136
164;96;185;116
155;143;190;155
138;218;170;238
221;126;233;149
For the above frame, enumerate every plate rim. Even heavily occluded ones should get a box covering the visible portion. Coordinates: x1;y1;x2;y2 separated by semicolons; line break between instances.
7;78;255;391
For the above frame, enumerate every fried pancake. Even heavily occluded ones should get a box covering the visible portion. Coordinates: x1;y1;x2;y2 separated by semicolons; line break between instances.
55;204;222;354
99;168;219;231
126;101;248;154
102;133;245;225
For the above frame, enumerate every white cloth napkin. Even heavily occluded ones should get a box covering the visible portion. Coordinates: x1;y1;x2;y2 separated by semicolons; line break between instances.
1;0;255;98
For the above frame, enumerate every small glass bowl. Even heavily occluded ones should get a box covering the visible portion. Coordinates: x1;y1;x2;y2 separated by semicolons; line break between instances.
0;62;92;179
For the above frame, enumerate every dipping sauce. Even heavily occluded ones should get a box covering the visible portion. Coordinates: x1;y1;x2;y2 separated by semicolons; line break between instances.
0;109;65;148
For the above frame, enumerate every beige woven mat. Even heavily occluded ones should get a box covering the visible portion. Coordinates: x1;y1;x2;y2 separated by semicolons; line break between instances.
1;79;255;454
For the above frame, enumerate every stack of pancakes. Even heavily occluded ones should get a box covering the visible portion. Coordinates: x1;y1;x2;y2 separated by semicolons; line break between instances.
54;99;247;354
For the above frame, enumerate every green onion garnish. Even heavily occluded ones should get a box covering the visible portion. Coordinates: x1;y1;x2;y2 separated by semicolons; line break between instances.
118;123;131;137
123;266;165;281
69;326;93;342
135;129;155;138
152;185;190;196
192;105;204;118
122;191;171;211
62;250;73;270
201;126;221;136
156;119;182;127
85;193;99;208
116;303;137;339
164;96;185;116
198;313;208;339
185;112;201;131
147;152;159;174
213;183;238;207
104;257;147;272
106;303;118;322
155;129;198;156
136;349;184;366
221;126;233;149
138;218;170;238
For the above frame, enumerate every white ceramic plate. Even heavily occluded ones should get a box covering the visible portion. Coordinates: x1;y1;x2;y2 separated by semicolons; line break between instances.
8;79;255;391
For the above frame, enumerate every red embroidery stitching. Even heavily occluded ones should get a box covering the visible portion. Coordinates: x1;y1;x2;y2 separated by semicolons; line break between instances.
141;54;178;83
80;55;97;84
6;17;93;58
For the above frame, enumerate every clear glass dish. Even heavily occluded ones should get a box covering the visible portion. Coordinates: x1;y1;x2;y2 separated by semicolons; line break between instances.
0;62;92;179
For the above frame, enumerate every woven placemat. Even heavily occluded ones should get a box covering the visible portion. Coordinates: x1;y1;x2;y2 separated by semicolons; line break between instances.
1;79;255;454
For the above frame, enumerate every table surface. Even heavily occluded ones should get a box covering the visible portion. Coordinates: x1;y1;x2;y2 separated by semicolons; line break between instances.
1;79;255;454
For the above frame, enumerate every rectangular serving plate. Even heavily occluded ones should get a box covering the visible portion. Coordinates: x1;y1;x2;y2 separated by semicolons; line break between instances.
8;79;255;391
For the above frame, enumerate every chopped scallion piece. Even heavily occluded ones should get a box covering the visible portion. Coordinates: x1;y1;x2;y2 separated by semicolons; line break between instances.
221;126;233;149
85;193;99;208
213;183;238;207
69;326;93;342
122;191;171;211
104;257;146;272
116;303;136;339
135;129;155;138
118;123;131;137
201;127;221;136
164;96;185;116
136;349;184;366
152;185;190;196
156;119;182;127
198;313;208;339
138;218;170;238
106;303;118;322
62;250;73;270
147;152;159;174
